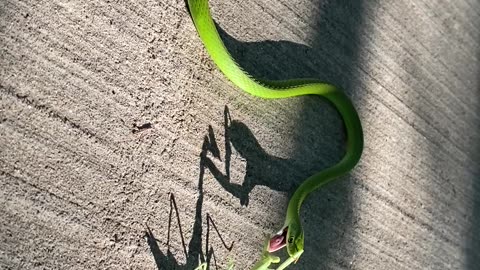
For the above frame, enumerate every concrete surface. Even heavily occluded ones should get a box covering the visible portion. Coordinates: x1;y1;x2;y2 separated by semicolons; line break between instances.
1;0;479;269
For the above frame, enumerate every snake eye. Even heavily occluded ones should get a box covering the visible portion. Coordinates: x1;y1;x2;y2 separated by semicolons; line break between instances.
288;237;294;244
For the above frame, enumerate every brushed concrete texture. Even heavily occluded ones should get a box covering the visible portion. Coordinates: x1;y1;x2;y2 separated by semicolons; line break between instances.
1;0;479;269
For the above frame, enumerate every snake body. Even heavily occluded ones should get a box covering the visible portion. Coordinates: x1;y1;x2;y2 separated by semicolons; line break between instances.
186;0;364;268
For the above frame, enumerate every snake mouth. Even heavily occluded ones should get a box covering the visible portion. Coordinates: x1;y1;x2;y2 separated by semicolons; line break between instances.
268;227;288;252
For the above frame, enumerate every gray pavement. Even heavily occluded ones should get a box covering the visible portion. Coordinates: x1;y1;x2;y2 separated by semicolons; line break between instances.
1;0;479;269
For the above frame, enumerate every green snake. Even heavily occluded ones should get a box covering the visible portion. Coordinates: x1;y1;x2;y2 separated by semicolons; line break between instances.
186;0;364;268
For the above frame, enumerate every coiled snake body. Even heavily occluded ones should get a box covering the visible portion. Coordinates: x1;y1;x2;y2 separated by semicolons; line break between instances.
186;0;364;268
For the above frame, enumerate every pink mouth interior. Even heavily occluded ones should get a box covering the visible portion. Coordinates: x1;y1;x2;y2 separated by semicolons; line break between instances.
268;227;288;252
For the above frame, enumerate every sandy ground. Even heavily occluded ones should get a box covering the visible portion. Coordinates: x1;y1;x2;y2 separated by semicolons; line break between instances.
1;0;479;269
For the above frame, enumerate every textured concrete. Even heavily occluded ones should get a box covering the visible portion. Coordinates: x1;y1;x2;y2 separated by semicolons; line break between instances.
1;0;479;269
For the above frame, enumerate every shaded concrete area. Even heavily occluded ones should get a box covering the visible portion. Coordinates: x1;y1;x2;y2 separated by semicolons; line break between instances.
1;0;479;269
466;41;480;270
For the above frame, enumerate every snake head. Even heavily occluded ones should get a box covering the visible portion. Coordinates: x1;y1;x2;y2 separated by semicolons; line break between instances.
285;222;304;261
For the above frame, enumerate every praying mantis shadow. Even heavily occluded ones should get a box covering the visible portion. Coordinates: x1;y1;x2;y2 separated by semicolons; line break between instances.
204;106;302;207
144;133;234;270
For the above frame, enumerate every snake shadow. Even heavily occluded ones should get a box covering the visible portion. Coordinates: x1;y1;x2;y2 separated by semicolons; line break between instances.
209;0;366;268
